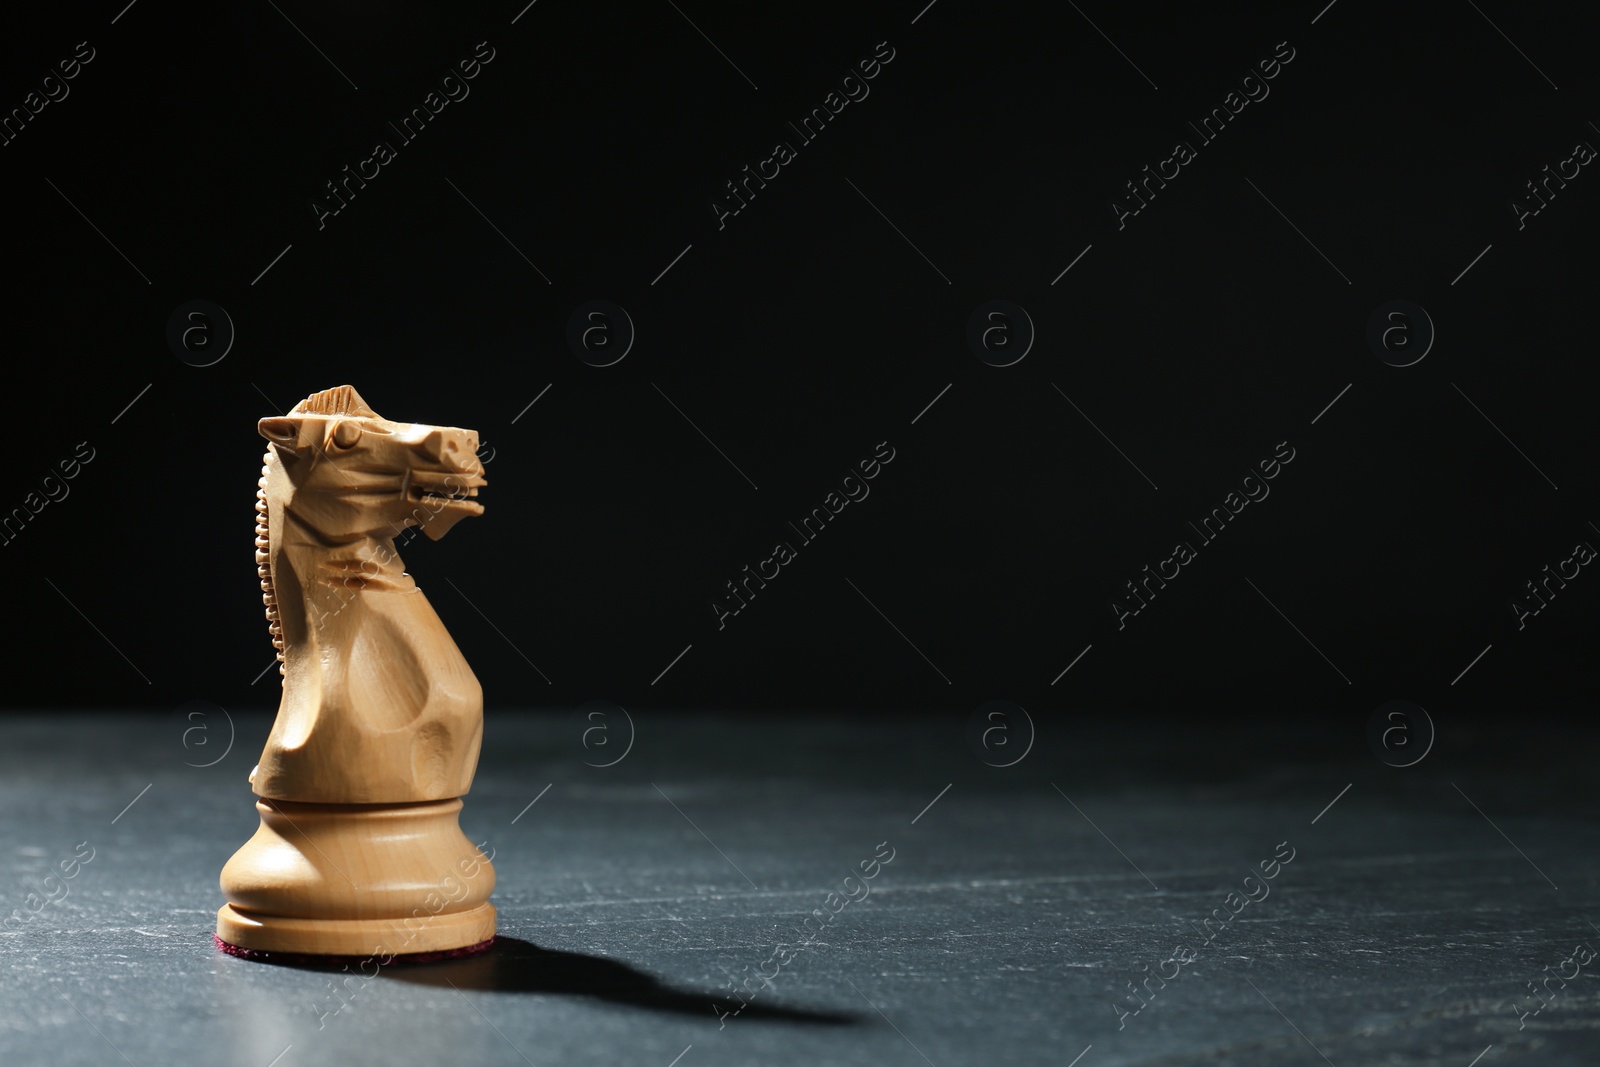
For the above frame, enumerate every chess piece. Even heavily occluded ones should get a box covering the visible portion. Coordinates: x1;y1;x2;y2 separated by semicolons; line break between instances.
216;386;496;958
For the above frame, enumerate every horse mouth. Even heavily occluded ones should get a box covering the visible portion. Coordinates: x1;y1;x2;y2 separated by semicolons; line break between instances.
409;477;484;514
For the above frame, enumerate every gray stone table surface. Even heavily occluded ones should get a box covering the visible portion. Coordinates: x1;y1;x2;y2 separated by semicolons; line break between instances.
2;710;1598;1067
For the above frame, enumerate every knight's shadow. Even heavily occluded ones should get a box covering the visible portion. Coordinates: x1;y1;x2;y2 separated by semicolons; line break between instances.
384;936;861;1025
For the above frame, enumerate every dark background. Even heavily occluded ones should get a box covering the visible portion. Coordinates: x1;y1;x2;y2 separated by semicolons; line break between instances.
2;0;1595;736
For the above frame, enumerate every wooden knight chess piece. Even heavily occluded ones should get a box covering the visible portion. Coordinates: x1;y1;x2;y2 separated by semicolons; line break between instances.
216;385;496;959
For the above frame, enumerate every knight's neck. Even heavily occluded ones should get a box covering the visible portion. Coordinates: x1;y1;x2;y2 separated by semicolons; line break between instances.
276;515;415;606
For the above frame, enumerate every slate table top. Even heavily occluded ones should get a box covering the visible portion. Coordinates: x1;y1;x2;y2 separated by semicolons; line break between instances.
2;709;1596;1067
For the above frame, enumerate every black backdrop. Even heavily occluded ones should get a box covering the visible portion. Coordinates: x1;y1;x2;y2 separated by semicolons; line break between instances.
3;0;1595;735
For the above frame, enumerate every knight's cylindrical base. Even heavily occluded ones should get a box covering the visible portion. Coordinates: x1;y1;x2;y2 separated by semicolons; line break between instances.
217;797;495;957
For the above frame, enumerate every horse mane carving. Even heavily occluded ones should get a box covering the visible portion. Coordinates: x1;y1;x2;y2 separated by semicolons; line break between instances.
256;386;380;675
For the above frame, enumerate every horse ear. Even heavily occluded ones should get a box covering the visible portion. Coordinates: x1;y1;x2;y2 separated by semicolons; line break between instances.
259;417;302;458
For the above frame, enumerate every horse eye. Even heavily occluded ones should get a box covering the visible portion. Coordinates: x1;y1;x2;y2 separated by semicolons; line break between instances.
333;421;363;448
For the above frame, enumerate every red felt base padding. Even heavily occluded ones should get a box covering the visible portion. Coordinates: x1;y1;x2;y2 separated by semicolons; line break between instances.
214;933;495;967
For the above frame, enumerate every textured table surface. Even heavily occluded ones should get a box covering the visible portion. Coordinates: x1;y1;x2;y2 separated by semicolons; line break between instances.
2;710;1597;1067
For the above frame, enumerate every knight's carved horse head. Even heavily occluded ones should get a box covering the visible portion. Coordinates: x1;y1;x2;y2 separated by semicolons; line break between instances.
258;384;485;545
251;385;488;804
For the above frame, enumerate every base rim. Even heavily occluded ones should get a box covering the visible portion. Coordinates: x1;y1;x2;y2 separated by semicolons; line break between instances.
214;932;495;967
216;901;496;957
